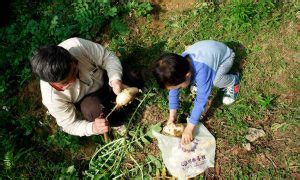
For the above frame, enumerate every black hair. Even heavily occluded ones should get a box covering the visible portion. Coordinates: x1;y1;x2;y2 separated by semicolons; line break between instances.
153;53;190;88
30;45;73;82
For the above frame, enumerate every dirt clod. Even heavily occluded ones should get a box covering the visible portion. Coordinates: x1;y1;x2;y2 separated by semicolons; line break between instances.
246;128;266;142
242;143;251;151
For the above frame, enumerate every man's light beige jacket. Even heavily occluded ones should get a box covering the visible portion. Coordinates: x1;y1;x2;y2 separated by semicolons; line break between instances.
40;37;122;136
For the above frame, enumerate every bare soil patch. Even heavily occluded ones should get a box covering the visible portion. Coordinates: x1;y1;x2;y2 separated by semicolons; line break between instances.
151;0;197;11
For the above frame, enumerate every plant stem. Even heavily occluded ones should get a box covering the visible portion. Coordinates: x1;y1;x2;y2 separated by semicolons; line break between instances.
130;154;144;180
127;89;152;128
89;138;125;168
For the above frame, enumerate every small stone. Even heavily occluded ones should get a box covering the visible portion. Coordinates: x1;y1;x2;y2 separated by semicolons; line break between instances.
162;123;185;137
242;143;251;151
246;128;266;142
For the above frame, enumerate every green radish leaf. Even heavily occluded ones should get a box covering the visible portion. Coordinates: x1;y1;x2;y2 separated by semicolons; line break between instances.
129;130;136;137
147;154;156;162
141;136;151;144
136;140;144;149
146;130;154;138
155;160;162;169
148;163;152;173
151;122;162;132
148;122;162;137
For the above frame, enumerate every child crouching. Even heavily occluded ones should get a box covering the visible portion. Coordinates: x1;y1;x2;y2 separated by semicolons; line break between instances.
153;40;240;144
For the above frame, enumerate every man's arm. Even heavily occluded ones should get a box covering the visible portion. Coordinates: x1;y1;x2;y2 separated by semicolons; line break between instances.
76;38;123;88
45;102;95;136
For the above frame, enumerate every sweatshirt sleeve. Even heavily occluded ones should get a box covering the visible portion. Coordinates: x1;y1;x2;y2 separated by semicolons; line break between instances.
189;65;215;125
169;89;179;110
76;38;123;86
44;100;95;137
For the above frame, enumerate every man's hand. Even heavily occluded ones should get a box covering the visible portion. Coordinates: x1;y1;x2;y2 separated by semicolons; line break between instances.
92;117;110;135
111;79;127;95
181;123;196;144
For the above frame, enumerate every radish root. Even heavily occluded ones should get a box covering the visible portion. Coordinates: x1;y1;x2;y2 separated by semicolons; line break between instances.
162;123;186;137
116;87;141;107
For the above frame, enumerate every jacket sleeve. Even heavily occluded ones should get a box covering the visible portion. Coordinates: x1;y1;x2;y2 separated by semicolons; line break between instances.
169;89;179;110
44;100;95;137
189;65;214;125
76;38;123;86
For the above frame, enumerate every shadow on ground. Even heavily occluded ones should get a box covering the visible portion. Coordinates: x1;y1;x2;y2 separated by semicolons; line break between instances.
120;41;167;89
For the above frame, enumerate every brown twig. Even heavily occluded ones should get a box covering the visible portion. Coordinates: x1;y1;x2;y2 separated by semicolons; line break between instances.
264;153;277;169
103;133;109;143
102;104;118;143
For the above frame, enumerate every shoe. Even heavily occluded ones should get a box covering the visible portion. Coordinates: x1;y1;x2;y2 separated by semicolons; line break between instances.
223;74;240;105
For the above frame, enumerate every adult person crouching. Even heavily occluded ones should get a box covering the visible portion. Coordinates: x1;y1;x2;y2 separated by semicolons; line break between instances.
31;37;128;136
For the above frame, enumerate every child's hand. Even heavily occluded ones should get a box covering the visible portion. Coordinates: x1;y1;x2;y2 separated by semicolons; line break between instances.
167;118;175;125
167;109;177;124
181;123;196;144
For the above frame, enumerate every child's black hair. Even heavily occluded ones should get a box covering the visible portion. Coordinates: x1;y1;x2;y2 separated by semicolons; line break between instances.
153;53;190;88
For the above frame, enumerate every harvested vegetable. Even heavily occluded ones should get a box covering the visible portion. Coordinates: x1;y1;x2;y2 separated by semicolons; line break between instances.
162;123;186;137
104;87;140;143
116;87;140;107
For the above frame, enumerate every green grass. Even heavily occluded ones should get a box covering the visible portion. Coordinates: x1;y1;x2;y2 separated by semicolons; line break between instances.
111;1;299;178
0;0;299;179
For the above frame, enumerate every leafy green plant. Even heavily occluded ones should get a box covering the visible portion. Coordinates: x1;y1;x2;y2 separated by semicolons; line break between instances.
257;94;276;110
126;1;153;17
271;123;289;132
2;148;33;171
120;155;164;179
47;131;81;152
0;0;154;178
85;90;163;178
72;0;118;38
85;124;162;178
110;19;130;36
221;1;279;33
56;165;79;179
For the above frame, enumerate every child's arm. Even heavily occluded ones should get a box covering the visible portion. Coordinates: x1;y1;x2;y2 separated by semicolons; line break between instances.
188;83;212;125
168;89;179;124
168;109;177;124
182;65;214;144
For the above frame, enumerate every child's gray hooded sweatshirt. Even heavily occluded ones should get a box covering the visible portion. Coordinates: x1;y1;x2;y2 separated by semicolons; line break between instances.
169;40;233;125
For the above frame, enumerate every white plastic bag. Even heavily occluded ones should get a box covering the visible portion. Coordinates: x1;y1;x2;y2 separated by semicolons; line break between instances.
152;123;216;179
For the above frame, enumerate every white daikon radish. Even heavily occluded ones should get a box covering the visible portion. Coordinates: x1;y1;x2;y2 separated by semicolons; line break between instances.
116;87;140;107
162;123;186;137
